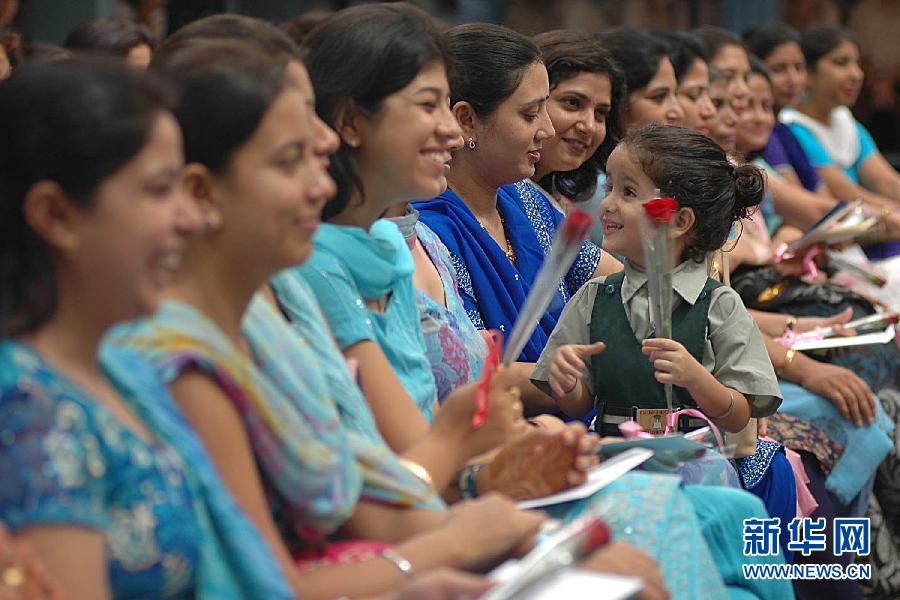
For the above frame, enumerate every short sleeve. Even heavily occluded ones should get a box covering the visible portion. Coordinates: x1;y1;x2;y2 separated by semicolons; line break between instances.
707;287;782;417
0;390;109;532
775;123;822;191
787;124;833;169
565;241;602;297
295;255;378;350
855;121;877;163
531;279;602;395
762;134;790;171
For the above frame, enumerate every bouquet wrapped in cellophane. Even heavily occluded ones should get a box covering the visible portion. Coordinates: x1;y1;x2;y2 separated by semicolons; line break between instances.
640;195;680;411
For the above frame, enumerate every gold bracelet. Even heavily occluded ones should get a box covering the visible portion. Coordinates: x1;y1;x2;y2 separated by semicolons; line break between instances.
397;458;434;489
777;348;796;376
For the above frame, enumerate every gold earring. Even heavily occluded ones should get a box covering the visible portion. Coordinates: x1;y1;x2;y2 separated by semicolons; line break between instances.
205;211;222;230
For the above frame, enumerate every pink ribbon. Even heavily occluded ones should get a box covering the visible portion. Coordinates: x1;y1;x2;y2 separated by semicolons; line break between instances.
774;327;826;347
775;243;823;280
665;408;726;452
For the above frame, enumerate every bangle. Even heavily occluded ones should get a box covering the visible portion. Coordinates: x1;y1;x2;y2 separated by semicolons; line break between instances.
708;391;735;421
777;348;796;376
379;548;414;579
458;462;486;499
397;458;434;490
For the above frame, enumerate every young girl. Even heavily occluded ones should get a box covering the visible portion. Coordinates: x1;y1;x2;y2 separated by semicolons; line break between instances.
534;127;781;436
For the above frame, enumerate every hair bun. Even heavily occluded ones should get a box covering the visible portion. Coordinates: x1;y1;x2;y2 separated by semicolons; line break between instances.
732;162;765;217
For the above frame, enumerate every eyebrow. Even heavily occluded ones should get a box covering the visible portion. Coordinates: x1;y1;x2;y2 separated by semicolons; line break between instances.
622;173;641;187
273;140;307;157
561;90;611;107
520;95;549;109
146;166;182;180
414;86;445;96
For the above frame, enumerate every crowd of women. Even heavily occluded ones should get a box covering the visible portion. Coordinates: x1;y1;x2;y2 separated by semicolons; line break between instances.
0;4;898;599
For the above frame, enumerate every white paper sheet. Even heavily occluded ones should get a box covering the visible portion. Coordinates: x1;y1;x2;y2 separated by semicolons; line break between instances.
516;447;653;510
791;324;895;351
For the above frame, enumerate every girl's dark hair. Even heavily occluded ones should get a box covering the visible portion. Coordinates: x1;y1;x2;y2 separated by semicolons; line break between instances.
0;59;171;335
693;26;745;61
158;13;300;62
304;2;450;220
653;30;708;82
741;22;800;61
22;41;72;64
800;24;856;71
63;16;156;56
445;22;542;117
748;55;772;84
151;38;291;174
533;29;625;199
281;10;335;46
621;123;765;262
596;28;669;94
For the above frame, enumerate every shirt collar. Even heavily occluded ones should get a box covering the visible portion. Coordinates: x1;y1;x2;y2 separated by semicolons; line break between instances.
621;258;711;305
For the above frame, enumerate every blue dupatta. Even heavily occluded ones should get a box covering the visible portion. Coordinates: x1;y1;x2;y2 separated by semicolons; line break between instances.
415;180;600;362
778;380;893;505
100;345;293;599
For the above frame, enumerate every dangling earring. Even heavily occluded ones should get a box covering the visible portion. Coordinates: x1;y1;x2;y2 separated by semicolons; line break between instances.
467;137;476;150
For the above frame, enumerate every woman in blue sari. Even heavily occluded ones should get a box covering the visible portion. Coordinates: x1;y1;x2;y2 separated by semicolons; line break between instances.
416;26;622;364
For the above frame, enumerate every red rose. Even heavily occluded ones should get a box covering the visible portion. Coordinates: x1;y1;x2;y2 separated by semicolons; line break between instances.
642;197;679;225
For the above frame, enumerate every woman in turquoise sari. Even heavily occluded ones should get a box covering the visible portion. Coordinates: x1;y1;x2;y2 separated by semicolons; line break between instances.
0;58;289;598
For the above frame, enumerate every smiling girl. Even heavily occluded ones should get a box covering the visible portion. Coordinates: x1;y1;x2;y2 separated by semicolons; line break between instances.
596;28;685;129
780;25;900;251
531;29;625;206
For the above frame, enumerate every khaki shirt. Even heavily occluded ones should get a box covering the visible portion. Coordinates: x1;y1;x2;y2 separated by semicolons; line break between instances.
532;259;782;417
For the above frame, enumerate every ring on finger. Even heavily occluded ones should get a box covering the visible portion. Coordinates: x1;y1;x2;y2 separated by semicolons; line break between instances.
1;566;24;588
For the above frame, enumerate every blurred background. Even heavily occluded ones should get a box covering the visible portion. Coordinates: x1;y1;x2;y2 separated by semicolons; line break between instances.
2;0;898;155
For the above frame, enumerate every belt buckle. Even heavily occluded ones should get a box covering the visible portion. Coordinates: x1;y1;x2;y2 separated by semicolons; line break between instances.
634;408;676;435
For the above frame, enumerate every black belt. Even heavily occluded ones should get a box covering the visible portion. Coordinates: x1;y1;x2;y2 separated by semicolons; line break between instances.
594;404;707;436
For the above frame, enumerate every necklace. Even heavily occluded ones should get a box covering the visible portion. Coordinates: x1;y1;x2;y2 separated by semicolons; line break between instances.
477;211;517;264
